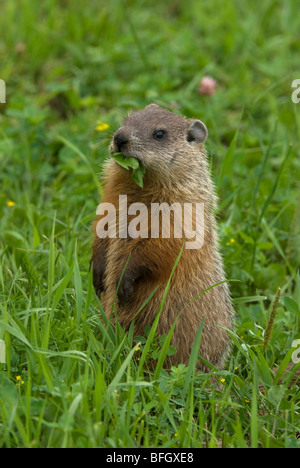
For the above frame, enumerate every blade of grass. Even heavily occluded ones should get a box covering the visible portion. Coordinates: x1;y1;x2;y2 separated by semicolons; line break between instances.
273;348;296;385
233;295;267;304
258;144;292;227
183;319;204;395
251;144;293;269
94;362;106;421
153;315;179;380
51;263;74;311
54;133;102;195
156;387;178;433
217;109;242;190
74;242;83;325
251;120;278;210
217;129;239;189
83;266;94;322
250;361;259;448
47;212;56;309
106;343;140;398
261;218;293;274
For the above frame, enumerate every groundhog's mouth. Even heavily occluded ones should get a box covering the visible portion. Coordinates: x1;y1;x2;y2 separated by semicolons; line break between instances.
109;143;142;162
110;150;146;188
110;148;141;162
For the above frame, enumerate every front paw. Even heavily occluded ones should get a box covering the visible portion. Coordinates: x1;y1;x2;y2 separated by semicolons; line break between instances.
117;275;135;304
91;258;105;298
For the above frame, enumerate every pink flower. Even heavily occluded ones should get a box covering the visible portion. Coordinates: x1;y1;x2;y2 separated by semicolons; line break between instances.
199;76;217;96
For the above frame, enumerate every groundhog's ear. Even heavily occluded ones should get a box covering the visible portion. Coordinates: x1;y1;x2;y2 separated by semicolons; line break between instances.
187;120;208;144
145;103;160;111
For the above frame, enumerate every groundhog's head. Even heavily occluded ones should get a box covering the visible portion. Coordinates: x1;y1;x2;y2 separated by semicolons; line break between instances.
111;104;208;179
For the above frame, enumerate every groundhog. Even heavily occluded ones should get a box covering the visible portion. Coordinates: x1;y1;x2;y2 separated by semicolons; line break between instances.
91;104;234;371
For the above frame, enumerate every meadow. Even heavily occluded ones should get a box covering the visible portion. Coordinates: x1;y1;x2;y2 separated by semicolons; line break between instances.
0;0;299;448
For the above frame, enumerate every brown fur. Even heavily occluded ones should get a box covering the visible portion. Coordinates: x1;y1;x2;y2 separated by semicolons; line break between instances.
91;104;234;371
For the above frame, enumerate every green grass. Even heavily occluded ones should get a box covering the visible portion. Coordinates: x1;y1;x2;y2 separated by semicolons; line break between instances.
0;0;300;448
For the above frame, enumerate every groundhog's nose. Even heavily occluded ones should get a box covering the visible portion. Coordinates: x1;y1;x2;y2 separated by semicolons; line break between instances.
114;133;128;153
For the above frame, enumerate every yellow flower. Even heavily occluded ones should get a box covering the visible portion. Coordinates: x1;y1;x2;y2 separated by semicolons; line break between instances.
135;346;140;351
7;200;15;207
96;122;110;132
220;378;226;384
174;433;178;437
226;238;235;246
16;375;21;381
244;397;250;403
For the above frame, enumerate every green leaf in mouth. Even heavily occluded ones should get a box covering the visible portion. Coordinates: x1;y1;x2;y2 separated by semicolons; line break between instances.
111;151;146;188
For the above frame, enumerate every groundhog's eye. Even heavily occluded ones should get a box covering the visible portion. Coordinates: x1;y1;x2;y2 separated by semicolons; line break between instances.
153;130;166;140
